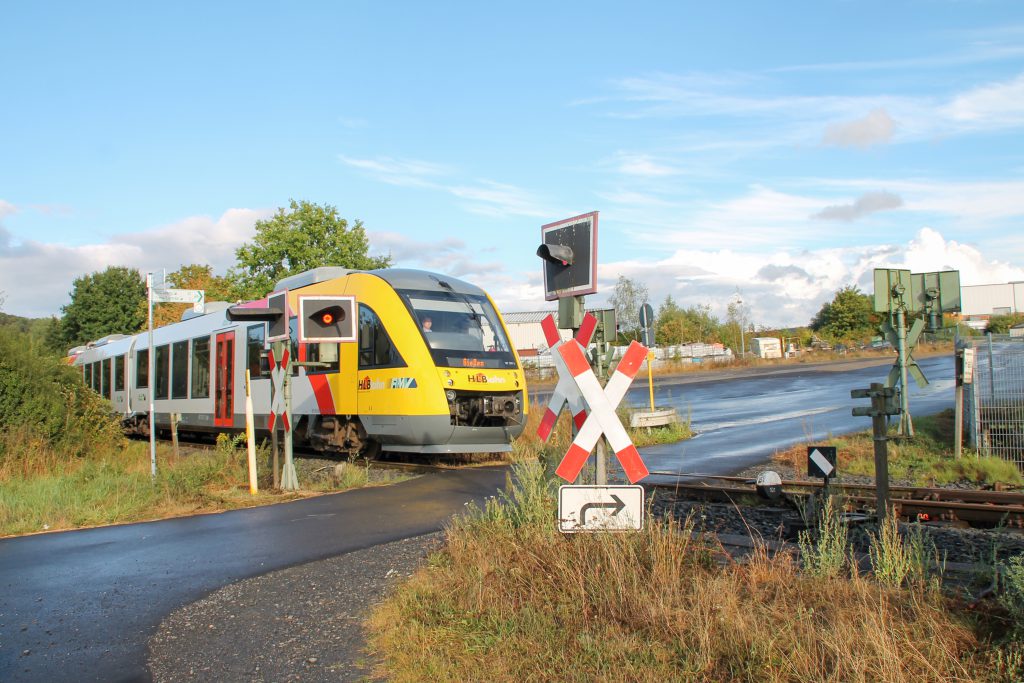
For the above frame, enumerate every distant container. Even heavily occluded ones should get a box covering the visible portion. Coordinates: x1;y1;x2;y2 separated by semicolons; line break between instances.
751;337;783;359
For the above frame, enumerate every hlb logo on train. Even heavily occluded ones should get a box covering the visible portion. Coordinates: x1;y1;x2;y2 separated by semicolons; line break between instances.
358;376;385;391
467;373;507;384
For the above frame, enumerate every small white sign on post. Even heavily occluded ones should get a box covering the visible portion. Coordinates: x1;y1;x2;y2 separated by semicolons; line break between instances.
962;348;975;385
558;485;644;533
151;288;206;313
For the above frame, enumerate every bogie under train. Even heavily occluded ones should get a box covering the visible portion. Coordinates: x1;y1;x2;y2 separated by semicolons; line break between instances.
70;268;528;456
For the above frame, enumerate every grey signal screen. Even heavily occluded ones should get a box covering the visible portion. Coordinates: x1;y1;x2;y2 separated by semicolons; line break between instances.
541;212;597;301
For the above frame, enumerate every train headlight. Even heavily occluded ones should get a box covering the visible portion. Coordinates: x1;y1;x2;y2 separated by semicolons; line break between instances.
446;379;454;387
446;389;456;401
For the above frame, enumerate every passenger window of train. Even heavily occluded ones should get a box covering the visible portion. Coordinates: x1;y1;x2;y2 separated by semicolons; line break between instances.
171;340;189;399
114;354;125;392
191;336;210;398
91;362;100;392
84;363;93;391
155;344;170;400
247;325;266;379
101;358;111;398
358;305;405;369
306;342;339;373
136;349;149;389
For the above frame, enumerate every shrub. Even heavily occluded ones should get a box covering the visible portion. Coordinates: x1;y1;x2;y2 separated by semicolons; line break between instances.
0;327;123;476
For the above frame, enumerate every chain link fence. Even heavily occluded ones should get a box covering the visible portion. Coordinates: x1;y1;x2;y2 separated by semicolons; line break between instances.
961;334;1024;470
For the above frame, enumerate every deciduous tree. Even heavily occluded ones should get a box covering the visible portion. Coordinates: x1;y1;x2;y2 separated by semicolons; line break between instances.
985;313;1024;335
810;286;876;342
608;275;649;339
655;296;720;346
229;199;391;299
60;267;146;347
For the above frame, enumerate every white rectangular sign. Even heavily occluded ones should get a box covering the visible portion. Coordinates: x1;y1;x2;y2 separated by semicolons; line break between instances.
558;485;644;533
152;288;205;307
962;348;975;385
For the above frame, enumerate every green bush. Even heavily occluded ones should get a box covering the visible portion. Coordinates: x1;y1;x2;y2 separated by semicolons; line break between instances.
0;326;122;464
1002;554;1024;638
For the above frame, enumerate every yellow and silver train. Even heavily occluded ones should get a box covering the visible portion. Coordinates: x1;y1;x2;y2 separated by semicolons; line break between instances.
70;267;528;456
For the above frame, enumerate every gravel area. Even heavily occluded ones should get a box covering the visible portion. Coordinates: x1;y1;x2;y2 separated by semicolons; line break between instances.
650;464;1024;567
148;532;444;682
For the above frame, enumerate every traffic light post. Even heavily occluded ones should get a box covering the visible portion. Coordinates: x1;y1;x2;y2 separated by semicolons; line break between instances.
228;294;356;491
538;212;613;484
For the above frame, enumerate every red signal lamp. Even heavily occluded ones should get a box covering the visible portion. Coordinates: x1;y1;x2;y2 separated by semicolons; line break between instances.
320;312;334;325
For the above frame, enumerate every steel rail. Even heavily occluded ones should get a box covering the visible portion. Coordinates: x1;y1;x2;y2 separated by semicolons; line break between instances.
646;479;1024;528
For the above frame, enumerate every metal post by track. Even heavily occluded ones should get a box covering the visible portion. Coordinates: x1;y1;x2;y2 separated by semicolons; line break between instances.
852;382;900;520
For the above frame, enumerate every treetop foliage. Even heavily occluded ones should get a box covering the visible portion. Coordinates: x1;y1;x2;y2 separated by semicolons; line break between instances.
608;275;648;334
655;296;720;346
229;199;392;299
809;286;878;343
60;266;146;348
985;312;1024;335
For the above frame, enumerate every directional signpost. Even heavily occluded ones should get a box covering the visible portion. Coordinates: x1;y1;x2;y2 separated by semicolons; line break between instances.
150;287;206;312
145;275;206;479
559;485;644;532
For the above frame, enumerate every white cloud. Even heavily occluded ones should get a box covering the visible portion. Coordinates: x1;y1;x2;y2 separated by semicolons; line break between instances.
615;153;678;177
0;199;16;221
822;108;896;148
338;155;450;187
339;154;555;218
594;69;1024;153
369;231;505;279
943;72;1024;128
545;228;1024;331
812;190;904;221
0;208;268;318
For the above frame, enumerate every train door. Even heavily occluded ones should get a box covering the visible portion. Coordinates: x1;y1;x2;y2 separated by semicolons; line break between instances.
214;331;235;428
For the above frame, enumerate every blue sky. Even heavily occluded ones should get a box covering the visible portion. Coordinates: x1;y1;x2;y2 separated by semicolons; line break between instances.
2;1;1023;328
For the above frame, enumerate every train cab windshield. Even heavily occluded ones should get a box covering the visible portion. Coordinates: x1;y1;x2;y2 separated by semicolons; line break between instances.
399;289;517;369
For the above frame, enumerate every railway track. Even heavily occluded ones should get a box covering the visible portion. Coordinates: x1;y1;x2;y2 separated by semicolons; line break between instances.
647;472;1024;528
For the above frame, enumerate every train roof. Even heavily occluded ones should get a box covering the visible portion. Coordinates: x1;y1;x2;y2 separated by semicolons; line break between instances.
273;267;488;299
368;269;487;298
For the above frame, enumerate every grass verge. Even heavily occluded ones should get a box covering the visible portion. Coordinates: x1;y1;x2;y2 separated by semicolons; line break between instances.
0;432;392;537
368;461;1019;682
773;410;1024;488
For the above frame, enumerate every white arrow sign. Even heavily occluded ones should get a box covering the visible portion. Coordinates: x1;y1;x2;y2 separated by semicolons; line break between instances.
559;485;644;533
152;288;205;312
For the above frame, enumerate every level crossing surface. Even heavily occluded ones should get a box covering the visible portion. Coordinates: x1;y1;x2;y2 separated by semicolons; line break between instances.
0;466;508;683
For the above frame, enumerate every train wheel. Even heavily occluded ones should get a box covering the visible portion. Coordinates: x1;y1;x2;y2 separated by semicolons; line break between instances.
360;439;381;461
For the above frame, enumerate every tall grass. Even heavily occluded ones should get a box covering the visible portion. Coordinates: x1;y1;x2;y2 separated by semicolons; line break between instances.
773;410;1024;487
368;461;989;682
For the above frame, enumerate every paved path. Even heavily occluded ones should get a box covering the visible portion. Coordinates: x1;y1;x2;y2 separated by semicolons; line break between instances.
0;466;508;682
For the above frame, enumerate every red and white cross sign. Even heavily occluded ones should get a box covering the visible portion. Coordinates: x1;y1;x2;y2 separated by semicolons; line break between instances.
555;340;650;484
267;348;291;433
536;312;597;441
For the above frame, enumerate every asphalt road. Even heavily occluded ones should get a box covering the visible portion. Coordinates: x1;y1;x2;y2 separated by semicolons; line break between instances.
0;466;508;682
634;354;955;480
